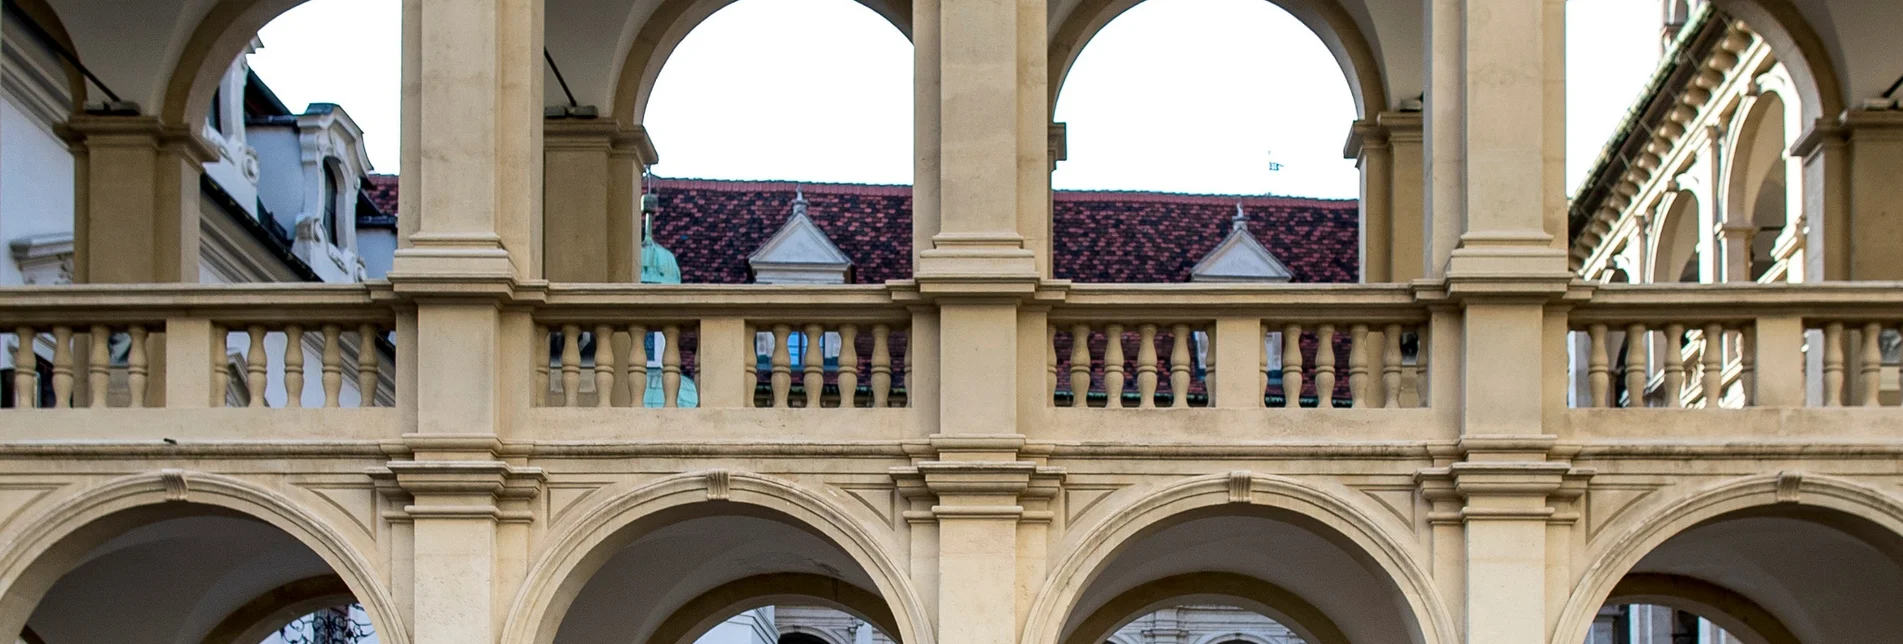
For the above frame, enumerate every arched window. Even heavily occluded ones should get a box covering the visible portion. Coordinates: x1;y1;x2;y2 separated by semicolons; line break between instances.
323;162;342;247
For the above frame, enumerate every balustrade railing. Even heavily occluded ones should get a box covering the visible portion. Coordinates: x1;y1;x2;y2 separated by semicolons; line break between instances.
0;284;396;410
1566;283;1903;408
536;323;697;408
1046;284;1431;410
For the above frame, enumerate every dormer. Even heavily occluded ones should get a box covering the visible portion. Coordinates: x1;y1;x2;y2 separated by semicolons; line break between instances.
748;189;853;284
1190;203;1293;283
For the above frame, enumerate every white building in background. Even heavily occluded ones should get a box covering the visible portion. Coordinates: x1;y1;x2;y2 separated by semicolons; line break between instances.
691;606;892;644
1;21;396;410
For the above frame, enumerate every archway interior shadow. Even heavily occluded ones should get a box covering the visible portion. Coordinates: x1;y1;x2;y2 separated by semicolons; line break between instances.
553;503;894;644
1061;504;1424;644
1607;505;1903;644
16;505;373;644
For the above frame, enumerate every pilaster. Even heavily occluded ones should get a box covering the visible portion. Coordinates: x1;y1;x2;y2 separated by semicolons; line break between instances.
1444;436;1589;644
379;452;545;644
1842;109;1903;280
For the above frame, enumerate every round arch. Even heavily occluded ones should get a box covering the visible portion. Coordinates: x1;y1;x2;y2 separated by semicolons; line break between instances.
610;0;913;126
1550;472;1903;644
643;573;900;644
159;0;323;126
1062;572;1347;644
1020;472;1457;644
1710;0;1845;124
1650;189;1703;283
1047;0;1388;119
498;470;931;644
1604;573;1800;644
7;0;88;109
0;470;407;644
199;575;359;644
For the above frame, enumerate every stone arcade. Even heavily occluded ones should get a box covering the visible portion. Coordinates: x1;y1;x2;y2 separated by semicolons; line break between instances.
2;0;1903;643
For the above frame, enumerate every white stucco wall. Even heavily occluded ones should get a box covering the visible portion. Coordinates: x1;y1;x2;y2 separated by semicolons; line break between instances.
0;94;75;286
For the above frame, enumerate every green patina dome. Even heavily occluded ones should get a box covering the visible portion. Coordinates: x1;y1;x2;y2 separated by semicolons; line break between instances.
640;237;681;285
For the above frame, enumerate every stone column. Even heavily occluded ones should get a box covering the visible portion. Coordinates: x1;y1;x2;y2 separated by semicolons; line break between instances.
1426;1;1576;642
543;120;657;282
389;1;546;642
61;116;215;284
1843;109;1903;280
1350;112;1425;283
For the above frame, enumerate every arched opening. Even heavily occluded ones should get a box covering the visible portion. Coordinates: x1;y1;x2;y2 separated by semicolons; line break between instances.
1028;476;1448;644
684;606;894;644
505;475;925;644
1557;478;1903;644
1723;87;1793;283
1106;605;1311;644
641;0;912;186
1051;0;1362;200
1652;191;1703;284
0;500;392;644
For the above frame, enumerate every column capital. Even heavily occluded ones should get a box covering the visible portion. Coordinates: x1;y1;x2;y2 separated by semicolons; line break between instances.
543;119;659;165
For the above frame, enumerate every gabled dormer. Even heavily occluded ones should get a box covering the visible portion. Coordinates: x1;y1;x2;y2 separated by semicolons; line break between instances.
1190;203;1293;283
747;188;853;284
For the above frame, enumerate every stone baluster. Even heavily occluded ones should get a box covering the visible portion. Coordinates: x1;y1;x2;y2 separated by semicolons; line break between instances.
1069;324;1092;407
283;325;305;408
1104;324;1126;408
1045;325;1057;404
1170;324;1192;408
1860;322;1883;407
1136;324;1159;408
594;325;615;408
1348;324;1369;408
1315;325;1337;408
210;325;229;408
802;324;825;408
1701;324;1726;407
533;325;550;407
901;325;911;407
127;326;148;408
872;324;892;408
1624;323;1649;408
1738;325;1755;407
1415;326;1430;408
560;324;582;408
50;326;72;408
322;325;344;408
1382;324;1403;408
839;325;859;408
628;324;649;408
356;325;379;408
1662;323;1686;408
246;326;269;407
1822;322;1844;406
1258;328;1271;408
662;325;683;408
13;327;35;408
770;325;792;408
744;324;759;407
1587;324;1610;407
1282;324;1304;408
91;325;112;408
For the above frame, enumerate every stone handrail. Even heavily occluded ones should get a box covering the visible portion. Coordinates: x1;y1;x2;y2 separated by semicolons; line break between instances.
1567;282;1903;408
0;284;396;411
533;284;914;409
1043;283;1432;409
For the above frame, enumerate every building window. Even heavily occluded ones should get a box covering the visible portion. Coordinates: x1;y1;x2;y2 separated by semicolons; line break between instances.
323;164;342;247
208;88;224;134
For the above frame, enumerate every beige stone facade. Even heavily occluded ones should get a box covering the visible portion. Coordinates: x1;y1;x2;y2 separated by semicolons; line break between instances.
4;1;1903;644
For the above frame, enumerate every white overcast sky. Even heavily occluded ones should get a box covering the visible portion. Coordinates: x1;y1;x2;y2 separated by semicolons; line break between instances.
250;0;1662;199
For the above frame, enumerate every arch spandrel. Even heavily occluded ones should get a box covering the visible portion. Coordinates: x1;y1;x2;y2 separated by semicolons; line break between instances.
1551;472;1903;644
0;471;407;644
499;470;931;644
1046;0;1390;119
1021;472;1456;644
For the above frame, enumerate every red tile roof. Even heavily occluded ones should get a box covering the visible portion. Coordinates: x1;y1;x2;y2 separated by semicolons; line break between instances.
647;178;1360;284
362;174;400;217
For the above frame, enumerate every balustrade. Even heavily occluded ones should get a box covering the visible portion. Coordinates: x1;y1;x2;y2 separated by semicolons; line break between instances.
1045;285;1431;410
1567;284;1903;409
745;322;910;408
535;323;697;408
